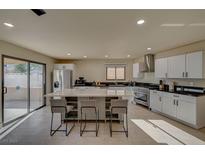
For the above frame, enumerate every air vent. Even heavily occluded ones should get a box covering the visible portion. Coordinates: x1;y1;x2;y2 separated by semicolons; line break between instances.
31;9;46;16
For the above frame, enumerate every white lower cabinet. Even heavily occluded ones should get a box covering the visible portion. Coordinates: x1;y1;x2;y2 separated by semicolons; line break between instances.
177;98;196;125
150;91;162;112
150;90;198;127
162;95;177;118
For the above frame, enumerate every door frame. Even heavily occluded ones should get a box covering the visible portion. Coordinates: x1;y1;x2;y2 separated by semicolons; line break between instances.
1;55;47;125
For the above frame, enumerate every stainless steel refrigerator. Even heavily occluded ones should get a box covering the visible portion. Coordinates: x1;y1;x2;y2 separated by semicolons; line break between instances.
53;69;73;92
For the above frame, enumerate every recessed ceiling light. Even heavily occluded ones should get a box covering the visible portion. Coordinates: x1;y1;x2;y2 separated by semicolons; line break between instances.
160;23;185;27
127;54;131;58
105;55;108;58
67;53;71;56
3;22;14;28
147;48;152;51
137;19;145;25
83;56;87;58
189;23;205;26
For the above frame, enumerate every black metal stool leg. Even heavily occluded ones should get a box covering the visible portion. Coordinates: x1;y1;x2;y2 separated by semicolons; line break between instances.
95;108;98;136
122;113;128;137
97;109;100;135
61;113;63;124
80;107;83;136
50;113;63;136
65;121;68;136
126;113;128;137
50;112;54;136
80;107;87;136
109;107;128;137
110;110;113;137
82;113;87;133
80;106;99;137
109;112;111;136
65;120;75;136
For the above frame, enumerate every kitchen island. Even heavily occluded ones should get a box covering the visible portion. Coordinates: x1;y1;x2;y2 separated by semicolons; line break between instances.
45;87;134;121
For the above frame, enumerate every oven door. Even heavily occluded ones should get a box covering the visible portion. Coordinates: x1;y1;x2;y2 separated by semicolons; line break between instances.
134;91;148;106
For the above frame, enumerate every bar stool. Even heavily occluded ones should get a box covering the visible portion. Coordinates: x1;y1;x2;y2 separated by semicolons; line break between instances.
79;99;99;136
109;99;128;137
50;98;75;136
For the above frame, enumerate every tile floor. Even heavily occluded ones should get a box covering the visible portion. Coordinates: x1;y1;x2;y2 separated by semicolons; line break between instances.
0;102;205;145
4;100;43;123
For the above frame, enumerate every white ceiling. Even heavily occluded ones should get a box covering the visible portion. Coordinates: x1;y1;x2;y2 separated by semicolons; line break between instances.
1;9;205;59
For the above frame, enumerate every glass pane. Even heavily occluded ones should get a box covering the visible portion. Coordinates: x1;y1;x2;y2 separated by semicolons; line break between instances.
4;58;28;123
30;63;44;111
106;67;115;80
116;67;125;80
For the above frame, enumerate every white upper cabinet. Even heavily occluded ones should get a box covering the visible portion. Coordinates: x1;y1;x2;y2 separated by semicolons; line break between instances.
133;63;139;78
155;58;168;78
155;51;204;79
54;64;75;70
186;51;203;79
167;54;186;78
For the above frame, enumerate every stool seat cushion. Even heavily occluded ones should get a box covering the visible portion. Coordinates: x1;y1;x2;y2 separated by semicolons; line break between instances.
110;99;128;114
109;106;127;114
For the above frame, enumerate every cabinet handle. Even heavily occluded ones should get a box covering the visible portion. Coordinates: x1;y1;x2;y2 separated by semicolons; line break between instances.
186;72;188;77
182;72;185;77
173;95;179;97
176;100;179;106
173;99;175;105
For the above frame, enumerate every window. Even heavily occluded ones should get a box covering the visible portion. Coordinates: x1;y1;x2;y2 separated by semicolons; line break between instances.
106;65;126;80
107;67;116;80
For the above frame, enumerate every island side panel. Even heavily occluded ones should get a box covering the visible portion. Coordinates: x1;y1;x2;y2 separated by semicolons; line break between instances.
78;97;106;120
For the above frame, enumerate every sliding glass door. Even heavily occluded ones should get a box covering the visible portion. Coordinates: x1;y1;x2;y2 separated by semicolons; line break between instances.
30;63;45;111
2;56;46;124
3;58;29;123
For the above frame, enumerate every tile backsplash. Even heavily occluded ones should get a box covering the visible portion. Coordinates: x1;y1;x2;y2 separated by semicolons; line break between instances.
133;72;158;83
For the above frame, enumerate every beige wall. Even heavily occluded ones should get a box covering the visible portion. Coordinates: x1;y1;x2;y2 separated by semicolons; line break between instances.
0;40;55;125
134;40;205;86
56;59;134;82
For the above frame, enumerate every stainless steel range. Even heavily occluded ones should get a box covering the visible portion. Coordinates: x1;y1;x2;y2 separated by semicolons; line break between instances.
133;87;150;107
133;83;159;107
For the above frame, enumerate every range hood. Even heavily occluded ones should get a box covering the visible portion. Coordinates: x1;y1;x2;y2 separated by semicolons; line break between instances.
143;54;155;72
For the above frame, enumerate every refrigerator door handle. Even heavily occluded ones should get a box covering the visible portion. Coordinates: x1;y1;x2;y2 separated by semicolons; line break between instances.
3;87;7;94
59;71;63;90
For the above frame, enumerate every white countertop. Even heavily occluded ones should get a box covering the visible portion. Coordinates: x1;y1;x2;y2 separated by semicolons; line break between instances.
45;87;134;97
